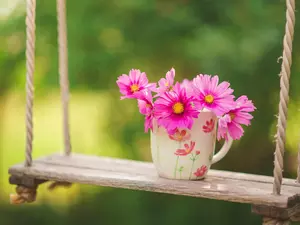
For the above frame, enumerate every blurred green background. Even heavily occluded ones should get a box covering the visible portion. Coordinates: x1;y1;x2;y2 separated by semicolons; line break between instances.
1;0;300;224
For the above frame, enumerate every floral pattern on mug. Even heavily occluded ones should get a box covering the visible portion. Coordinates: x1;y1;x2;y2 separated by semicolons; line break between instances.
174;141;195;156
174;141;196;178
189;149;201;179
169;129;191;142
194;165;208;177
178;166;184;179
202;118;215;133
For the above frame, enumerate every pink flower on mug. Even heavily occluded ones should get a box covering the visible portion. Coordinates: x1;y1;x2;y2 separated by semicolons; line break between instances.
192;74;235;116
181;79;192;88
169;129;191;142
156;68;175;95
116;67;256;158
154;82;200;134
136;90;153;115
217;95;256;140
174;141;195;156
181;79;194;97
202;118;215;133
116;69;156;100
135;90;154;132
194;165;208;177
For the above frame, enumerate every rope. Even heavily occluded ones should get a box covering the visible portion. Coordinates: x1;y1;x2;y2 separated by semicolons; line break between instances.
24;0;36;167
263;218;290;225
57;0;72;155
10;185;37;204
273;0;295;195
262;217;290;225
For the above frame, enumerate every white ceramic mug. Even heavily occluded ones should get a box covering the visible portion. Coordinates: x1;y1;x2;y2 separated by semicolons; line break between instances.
150;111;233;180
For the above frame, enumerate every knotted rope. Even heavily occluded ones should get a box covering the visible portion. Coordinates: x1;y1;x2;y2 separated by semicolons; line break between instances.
57;0;72;155
262;217;290;225
273;0;295;195
24;0;36;167
10;186;37;204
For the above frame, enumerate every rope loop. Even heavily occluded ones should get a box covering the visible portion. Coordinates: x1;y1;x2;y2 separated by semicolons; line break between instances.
10;185;37;205
262;217;290;225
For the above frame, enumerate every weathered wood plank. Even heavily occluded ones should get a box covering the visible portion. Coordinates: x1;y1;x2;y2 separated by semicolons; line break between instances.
8;153;300;208
35;153;300;187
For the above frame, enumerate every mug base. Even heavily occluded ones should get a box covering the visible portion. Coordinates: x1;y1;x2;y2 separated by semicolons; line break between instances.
156;170;206;181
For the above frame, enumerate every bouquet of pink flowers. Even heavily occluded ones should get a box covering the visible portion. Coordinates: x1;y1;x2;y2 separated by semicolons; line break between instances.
116;68;256;141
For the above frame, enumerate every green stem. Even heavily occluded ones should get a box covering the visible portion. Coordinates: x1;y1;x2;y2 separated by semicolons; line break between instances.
189;160;195;179
174;156;179;178
174;142;181;179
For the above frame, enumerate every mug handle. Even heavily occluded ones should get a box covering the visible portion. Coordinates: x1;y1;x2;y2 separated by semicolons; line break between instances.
211;135;233;164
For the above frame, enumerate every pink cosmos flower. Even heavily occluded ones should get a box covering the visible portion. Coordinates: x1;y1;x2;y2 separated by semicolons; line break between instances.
137;90;153;115
192;74;235;116
135;90;154;132
181;79;191;88
116;69;156;100
155;68;175;95
174;141;195;156
217;95;256;140
168;129;191;142
202;118;215;133
181;79;194;97
194;165;208;177
154;82;201;134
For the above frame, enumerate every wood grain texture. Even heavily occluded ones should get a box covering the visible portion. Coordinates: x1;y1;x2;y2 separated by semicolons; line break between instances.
8;153;300;208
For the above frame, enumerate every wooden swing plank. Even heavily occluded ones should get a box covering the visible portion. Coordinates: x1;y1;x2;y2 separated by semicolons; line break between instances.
8;153;300;208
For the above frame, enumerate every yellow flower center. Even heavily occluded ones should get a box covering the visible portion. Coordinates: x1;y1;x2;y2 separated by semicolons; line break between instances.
204;94;214;104
130;84;139;93
229;112;235;120
165;82;169;87
172;102;184;114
